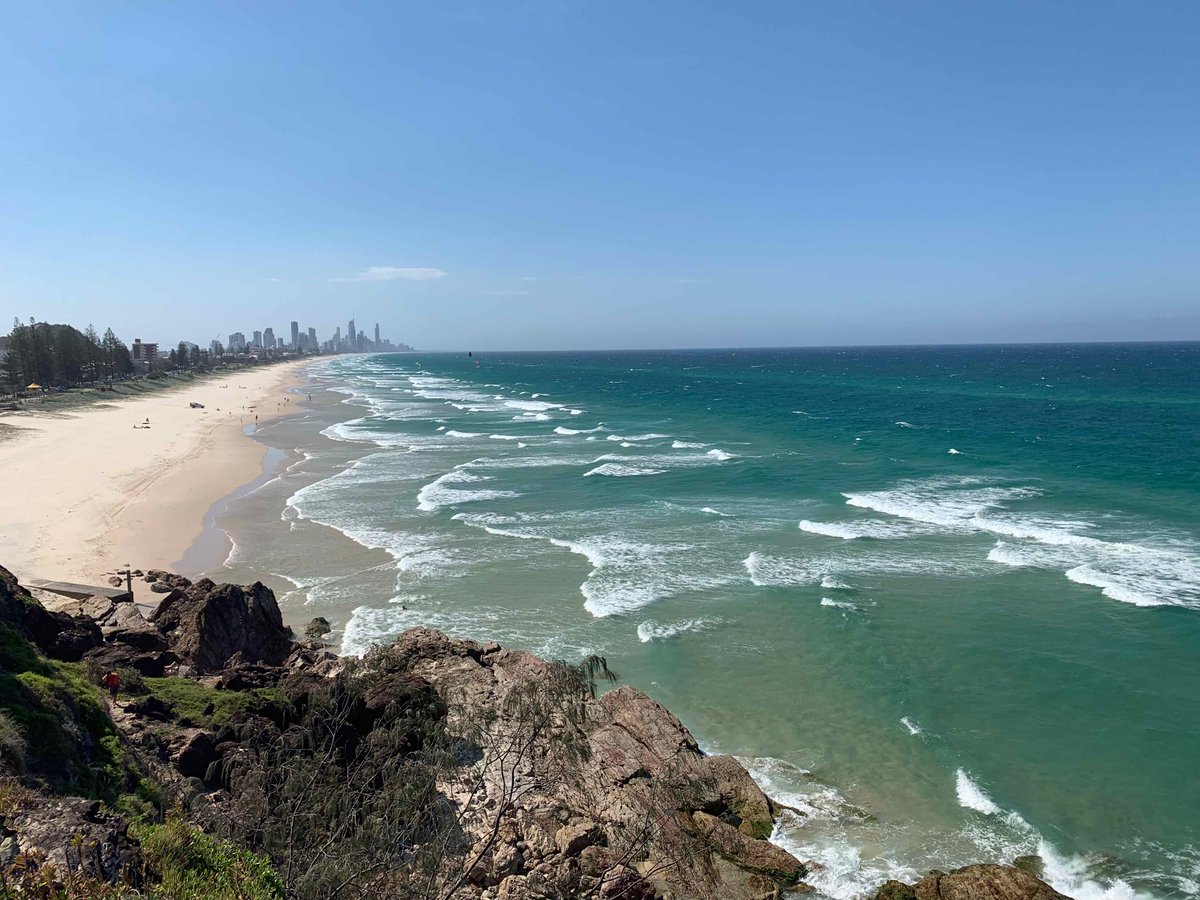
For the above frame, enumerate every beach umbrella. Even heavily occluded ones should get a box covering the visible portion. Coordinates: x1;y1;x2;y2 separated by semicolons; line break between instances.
26;383;41;390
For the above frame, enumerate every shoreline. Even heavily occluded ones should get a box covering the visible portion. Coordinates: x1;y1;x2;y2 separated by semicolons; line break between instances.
0;360;313;604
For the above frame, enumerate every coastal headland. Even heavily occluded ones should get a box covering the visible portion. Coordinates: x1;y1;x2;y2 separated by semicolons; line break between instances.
0;360;310;599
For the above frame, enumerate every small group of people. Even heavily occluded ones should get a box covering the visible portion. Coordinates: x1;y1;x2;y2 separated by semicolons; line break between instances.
133;417;151;430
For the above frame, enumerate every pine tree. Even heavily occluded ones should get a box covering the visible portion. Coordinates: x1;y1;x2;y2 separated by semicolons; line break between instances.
83;325;101;383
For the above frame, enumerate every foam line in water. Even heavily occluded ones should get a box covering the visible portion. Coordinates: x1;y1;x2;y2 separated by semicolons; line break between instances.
583;463;667;477
955;769;1002;815
636;617;721;642
416;470;521;511
820;597;859;611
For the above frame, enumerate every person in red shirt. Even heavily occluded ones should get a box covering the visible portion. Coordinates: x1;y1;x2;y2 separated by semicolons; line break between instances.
102;670;121;701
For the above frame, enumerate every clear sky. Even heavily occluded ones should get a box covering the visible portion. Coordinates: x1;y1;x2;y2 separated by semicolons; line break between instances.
2;2;1197;351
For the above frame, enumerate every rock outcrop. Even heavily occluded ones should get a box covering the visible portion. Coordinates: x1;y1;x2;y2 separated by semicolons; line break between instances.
149;576;292;673
391;627;805;900
874;864;1070;900
1;797;141;887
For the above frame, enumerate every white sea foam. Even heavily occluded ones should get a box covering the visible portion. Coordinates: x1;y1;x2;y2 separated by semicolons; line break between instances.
901;716;922;735
505;399;559;412
512;412;551;421
569;409;584;415
844;477;1038;531
1065;565;1171;608
607;433;670;442
820;597;859;611
821;575;852;590
672;440;708;449
488;433;523;440
444;429;486;438
955;769;1002;816
799;519;935;540
554;425;604;435
453;513;732;618
637;617;720;643
948;448;962;454
707;448;734;461
416;470;521;511
701;506;729;517
583;463;667;478
895;420;916;428
743;552;823;587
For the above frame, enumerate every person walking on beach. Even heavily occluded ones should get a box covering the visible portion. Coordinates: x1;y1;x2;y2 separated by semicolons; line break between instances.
102;670;121;701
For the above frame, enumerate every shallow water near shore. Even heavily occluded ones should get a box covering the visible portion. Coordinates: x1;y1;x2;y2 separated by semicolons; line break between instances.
204;345;1200;899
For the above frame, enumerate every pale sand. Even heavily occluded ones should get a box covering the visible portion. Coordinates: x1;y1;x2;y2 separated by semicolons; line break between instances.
0;361;312;601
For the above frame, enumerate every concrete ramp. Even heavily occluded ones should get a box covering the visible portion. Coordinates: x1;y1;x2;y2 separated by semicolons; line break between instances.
27;578;133;603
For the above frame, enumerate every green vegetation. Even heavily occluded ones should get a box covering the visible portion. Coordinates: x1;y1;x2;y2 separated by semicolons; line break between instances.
1;319;133;391
0;621;144;805
137;819;284;900
141;677;285;728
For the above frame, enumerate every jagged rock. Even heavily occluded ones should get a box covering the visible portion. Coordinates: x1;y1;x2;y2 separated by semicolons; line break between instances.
304;616;332;638
874;864;1069;900
170;729;218;781
0;565;103;662
390;627;804;900
143;574;158;584
555;819;602;856
149;576;293;673
692;811;804;883
146;570;192;591
150;581;174;593
107;576;123;588
7;796;141;886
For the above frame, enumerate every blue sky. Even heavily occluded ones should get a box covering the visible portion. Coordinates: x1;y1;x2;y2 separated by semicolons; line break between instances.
1;1;1197;350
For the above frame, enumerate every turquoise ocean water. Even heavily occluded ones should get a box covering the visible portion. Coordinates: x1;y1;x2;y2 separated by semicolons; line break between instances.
211;344;1200;899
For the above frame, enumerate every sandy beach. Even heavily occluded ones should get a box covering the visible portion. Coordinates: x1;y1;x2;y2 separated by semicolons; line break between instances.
0;361;310;600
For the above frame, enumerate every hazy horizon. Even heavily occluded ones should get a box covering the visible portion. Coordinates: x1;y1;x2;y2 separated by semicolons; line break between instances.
2;2;1197;350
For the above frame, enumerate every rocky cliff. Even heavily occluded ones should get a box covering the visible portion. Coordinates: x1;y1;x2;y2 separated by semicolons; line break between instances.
0;565;1072;899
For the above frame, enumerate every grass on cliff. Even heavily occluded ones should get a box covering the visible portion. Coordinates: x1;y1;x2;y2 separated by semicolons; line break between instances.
0;621;152;808
141;677;286;727
136;819;284;900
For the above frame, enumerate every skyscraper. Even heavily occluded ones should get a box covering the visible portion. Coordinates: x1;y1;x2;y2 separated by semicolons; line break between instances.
263;327;275;351
252;330;262;349
374;323;380;348
290;321;299;351
308;327;317;350
348;318;355;352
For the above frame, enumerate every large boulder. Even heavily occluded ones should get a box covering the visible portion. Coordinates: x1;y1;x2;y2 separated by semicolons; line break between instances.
0;565;102;662
874;864;1070;900
149;577;292;673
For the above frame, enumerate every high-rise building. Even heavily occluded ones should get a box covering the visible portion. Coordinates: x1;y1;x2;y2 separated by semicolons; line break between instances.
130;339;159;371
290;321;299;351
348;319;356;352
308;327;317;351
263;327;275;351
374;323;380;348
252;330;262;349
227;332;246;352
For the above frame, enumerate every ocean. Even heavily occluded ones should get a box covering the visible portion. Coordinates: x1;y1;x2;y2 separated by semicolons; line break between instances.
205;344;1200;899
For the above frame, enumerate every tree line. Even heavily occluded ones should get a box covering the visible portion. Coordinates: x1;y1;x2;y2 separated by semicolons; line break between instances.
1;317;135;389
